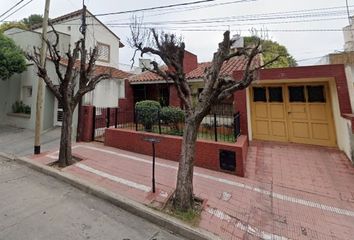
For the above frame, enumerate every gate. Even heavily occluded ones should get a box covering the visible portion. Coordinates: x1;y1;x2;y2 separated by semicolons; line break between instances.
92;107;118;142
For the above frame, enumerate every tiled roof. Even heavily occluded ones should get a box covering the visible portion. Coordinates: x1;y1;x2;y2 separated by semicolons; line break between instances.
129;56;259;83
94;65;133;79
58;58;132;79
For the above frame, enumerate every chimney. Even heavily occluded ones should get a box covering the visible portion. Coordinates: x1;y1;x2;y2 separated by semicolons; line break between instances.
183;50;198;74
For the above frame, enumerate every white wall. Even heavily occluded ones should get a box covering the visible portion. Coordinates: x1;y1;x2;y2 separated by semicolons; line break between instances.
35;12;121;68
329;79;353;162
89;79;121;107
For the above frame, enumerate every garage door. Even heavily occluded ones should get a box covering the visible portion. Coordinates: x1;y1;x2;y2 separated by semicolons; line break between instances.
251;83;336;147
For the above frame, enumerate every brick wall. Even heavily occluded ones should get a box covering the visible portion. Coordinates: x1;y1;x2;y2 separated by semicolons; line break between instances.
169;85;182;107
119;79;134;111
118;79;134;123
104;128;248;177
183;51;198;74
234;89;248;136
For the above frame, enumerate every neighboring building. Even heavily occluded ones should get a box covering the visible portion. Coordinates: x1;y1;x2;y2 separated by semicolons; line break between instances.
313;17;354;162
0;9;129;133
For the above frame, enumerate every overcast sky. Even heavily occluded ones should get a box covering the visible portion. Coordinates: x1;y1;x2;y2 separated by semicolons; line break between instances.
1;0;353;68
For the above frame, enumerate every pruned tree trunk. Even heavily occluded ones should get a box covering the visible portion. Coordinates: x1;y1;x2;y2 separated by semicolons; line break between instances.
58;108;72;167
129;25;280;212
173;116;200;211
27;26;110;168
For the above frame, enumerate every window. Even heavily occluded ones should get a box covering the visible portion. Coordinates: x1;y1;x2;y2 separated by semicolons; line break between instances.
268;87;283;102
288;86;305;102
23;86;32;98
97;42;110;62
253;87;266;102
307;85;325;102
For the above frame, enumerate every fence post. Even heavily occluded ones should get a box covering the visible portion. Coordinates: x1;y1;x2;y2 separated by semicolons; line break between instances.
135;109;138;131
115;107;118;128
214;113;217;142
106;108;110;128
158;110;161;134
234;111;241;141
92;106;96;141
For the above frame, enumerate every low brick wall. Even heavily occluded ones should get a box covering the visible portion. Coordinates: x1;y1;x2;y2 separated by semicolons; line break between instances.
104;128;248;177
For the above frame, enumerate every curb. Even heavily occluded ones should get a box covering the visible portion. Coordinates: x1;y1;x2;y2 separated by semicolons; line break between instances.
8;155;220;240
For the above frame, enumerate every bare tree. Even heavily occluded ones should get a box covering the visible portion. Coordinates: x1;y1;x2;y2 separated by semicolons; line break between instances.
27;28;110;167
130;24;279;211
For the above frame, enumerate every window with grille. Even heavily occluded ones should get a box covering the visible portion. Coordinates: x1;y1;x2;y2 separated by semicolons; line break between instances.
97;42;110;62
253;87;266;102
268;87;283;102
307;85;325;102
288;86;305;102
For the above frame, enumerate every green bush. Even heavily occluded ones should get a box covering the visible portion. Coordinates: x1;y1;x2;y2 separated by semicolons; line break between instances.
135;100;161;131
160;106;185;131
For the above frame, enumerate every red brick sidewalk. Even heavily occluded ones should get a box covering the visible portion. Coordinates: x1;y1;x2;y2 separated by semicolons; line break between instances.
32;141;354;240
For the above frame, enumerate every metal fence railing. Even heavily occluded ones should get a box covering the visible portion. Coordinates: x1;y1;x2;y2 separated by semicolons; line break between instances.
91;106;242;143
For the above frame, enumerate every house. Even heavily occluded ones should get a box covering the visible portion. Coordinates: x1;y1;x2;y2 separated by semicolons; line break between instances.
125;51;249;113
0;8;130;134
124;48;354;164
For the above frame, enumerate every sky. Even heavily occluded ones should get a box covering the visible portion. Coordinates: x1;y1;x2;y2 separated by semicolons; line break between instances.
1;0;353;69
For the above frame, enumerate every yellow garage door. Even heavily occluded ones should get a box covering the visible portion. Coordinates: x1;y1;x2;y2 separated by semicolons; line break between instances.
251;83;336;147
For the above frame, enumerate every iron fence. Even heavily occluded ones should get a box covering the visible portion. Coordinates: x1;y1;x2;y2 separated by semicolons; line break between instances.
91;106;241;143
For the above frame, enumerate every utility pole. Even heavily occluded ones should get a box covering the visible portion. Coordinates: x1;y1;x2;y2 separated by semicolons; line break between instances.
77;0;87;141
34;0;50;154
346;0;352;25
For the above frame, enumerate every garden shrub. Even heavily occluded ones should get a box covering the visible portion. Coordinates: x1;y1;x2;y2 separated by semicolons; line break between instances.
135;100;161;131
160;106;185;131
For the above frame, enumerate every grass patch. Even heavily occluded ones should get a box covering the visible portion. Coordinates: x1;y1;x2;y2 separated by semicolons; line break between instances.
163;195;204;226
168;207;201;226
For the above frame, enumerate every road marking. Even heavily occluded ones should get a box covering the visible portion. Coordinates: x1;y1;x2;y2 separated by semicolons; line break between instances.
75;163;151;192
51;145;354;218
206;207;289;240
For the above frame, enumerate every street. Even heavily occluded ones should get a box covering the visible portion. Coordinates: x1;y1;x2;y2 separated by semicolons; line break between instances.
0;156;185;240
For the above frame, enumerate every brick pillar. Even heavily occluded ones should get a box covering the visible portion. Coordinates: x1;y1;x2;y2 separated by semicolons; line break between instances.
118;79;135;123
78;105;94;142
169;85;181;107
234;89;248;136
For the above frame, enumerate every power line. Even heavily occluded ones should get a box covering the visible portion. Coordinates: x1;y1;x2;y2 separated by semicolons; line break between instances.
104;0;257;22
106;8;353;26
94;0;216;17
0;0;34;22
0;0;25;19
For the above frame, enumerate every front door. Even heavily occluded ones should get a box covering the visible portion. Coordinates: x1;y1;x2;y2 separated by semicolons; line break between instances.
251;83;336;147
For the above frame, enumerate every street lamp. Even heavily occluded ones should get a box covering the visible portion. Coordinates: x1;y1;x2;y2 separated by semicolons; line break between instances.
143;137;160;193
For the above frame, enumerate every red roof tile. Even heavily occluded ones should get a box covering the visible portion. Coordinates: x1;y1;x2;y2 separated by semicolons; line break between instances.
129;56;260;83
58;58;132;79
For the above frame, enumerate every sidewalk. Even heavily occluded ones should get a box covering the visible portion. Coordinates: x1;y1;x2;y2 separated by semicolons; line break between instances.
30;141;354;240
0;125;60;156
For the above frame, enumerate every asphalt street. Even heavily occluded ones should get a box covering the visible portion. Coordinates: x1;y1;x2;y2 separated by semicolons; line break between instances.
0;156;186;240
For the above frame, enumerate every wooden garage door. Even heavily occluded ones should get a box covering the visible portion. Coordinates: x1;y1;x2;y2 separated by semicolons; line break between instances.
251;83;336;147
